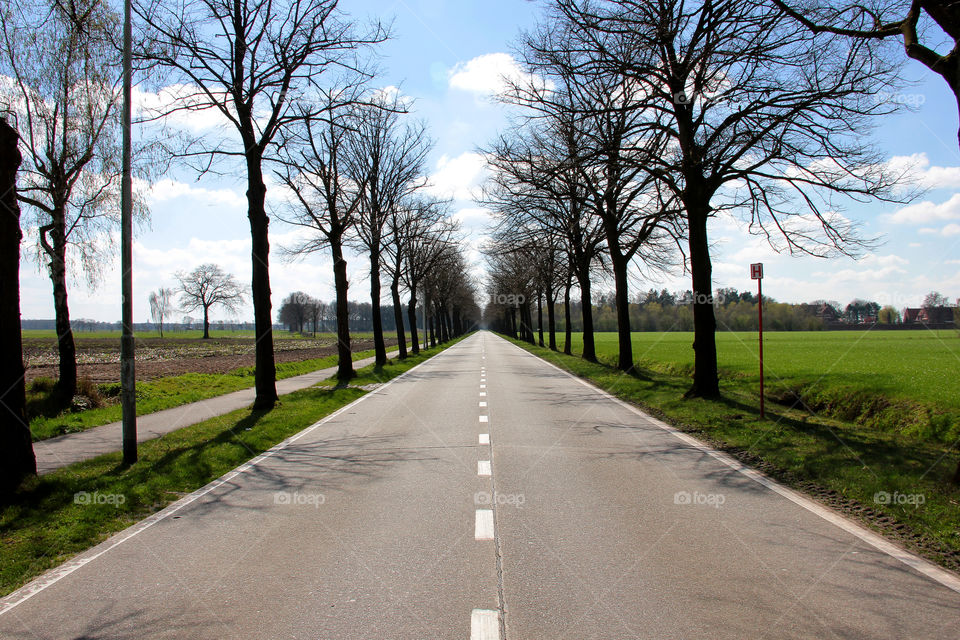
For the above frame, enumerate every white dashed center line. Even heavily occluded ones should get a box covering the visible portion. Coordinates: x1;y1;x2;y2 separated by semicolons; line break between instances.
479;433;489;444
479;401;487;407
479;415;488;423
471;609;499;640
478;460;491;476
475;510;494;540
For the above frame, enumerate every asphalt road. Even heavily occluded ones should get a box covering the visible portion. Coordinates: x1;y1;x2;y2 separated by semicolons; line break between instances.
2;332;958;639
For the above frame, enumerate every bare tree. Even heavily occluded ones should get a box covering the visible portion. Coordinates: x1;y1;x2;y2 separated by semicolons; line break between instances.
276;95;367;381
0;0;134;405
0;117;35;499
402;215;459;354
383;195;448;358
348;94;431;366
772;0;960;147
176;264;244;339
278;292;311;333
553;0;910;396
484;117;609;363
149;287;174;337
134;0;386;407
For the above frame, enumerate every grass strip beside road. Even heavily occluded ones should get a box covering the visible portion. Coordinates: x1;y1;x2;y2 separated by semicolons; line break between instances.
506;336;960;572
2;337;468;597
29;349;379;441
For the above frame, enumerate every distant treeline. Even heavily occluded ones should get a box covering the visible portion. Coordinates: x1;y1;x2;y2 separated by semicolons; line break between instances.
276;294;420;335
546;288;958;332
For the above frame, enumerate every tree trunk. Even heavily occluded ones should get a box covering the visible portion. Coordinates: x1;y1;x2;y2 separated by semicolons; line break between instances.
521;304;535;344
610;252;634;372
426;295;435;347
46;208;77;406
576;263;597;362
369;246;387;366
245;152;278;408
407;289;419;354
0;118;35;499
391;278;407;359
563;276;572;355
546;283;557;350
202;305;210;339
686;205;720;398
438;305;449;343
331;238;354;381
537;291;545;347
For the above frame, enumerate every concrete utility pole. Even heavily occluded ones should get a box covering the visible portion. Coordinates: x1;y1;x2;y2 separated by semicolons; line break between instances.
120;0;137;464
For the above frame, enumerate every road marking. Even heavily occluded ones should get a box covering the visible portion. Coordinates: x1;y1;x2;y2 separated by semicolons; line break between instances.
506;337;960;596
480;384;486;389
470;609;500;640
479;391;486;397
479;415;488;423
479;433;489;444
478;460;491;476
479;401;487;407
475;510;495;540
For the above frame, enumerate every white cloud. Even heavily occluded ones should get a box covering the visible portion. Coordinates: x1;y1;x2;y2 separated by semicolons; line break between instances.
448;53;532;95
887;193;960;224
942;223;960;236
811;253;908;284
453;207;493;229
145;178;246;209
886;152;960;189
134;84;232;132
424;152;488;201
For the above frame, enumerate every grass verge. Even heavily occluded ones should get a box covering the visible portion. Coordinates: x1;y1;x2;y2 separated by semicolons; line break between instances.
2;336;468;597
28;349;380;441
506;335;960;572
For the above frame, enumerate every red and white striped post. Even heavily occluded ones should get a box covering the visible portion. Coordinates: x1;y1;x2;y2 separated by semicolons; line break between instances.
750;263;764;419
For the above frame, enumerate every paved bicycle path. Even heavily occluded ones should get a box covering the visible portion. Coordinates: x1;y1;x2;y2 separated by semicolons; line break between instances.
33;350;399;474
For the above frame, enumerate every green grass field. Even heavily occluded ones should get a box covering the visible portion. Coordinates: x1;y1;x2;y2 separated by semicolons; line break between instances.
570;330;960;411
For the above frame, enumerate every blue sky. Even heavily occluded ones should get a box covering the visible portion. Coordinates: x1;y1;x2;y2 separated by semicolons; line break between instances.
18;0;960;322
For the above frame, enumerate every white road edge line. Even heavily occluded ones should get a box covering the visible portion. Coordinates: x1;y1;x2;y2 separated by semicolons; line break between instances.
479;433;490;444
0;335;481;618
503;336;960;595
475;509;495;540
478;460;492;476
470;608;500;640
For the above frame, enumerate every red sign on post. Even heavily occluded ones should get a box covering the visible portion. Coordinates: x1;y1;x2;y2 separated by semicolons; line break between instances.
751;263;765;418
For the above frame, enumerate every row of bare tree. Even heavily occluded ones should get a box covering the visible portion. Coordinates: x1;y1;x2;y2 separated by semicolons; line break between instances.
0;0;480;498
480;0;929;399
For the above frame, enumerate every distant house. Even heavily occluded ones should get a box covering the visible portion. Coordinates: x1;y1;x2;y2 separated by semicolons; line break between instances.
815;304;840;323
903;306;955;326
919;306;956;324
